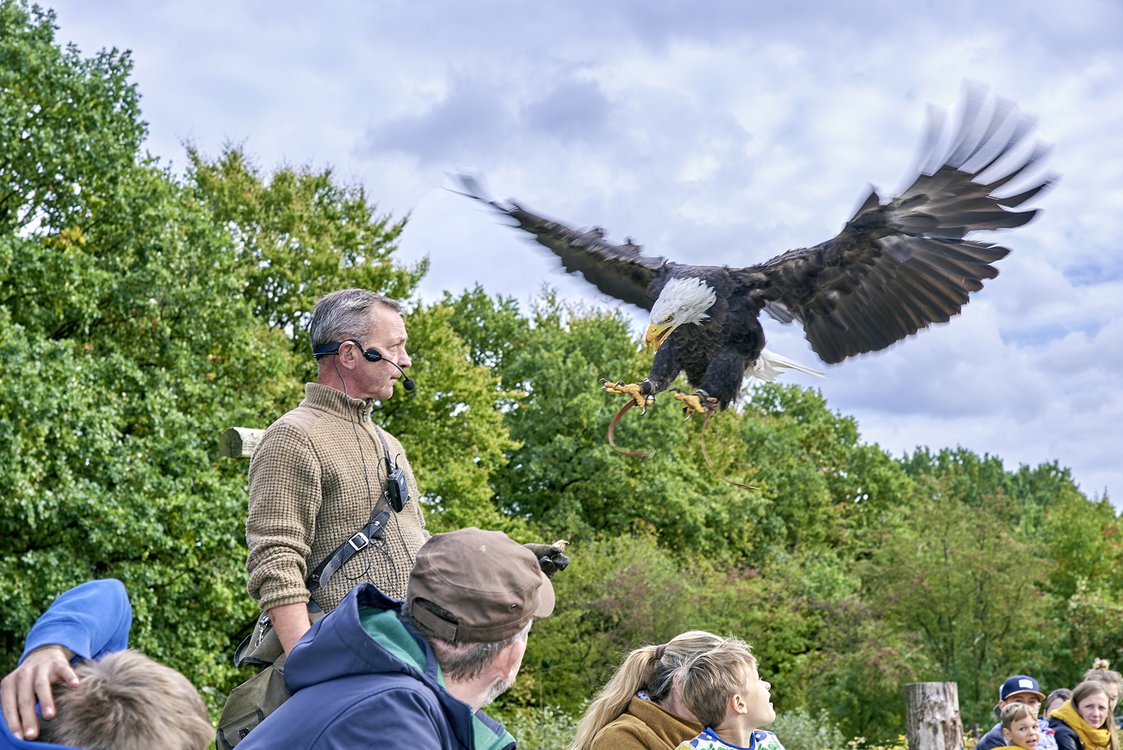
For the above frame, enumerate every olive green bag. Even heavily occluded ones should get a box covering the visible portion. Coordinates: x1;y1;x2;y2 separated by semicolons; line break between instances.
215;611;321;750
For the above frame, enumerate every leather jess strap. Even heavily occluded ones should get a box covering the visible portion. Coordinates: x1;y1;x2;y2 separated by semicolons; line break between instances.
305;510;391;590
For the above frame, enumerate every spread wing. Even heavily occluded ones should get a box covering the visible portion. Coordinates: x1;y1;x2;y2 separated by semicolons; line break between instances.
453;174;670;310
739;88;1055;364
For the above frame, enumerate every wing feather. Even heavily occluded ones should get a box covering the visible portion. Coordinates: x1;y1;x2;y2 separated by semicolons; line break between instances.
737;89;1054;364
453;175;669;310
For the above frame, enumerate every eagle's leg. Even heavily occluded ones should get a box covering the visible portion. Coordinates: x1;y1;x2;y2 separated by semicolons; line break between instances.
692;347;747;410
673;389;719;418
600;379;656;412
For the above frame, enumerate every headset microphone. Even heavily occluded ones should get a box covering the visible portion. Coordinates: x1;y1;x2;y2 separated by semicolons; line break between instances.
313;339;416;392
379;357;416;392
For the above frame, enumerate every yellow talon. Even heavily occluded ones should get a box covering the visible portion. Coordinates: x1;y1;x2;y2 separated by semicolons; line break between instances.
673;390;718;418
600;379;655;412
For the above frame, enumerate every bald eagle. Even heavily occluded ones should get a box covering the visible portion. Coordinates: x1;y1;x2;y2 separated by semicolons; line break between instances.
456;90;1053;413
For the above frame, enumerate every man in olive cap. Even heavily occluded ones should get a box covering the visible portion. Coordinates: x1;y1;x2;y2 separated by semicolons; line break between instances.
237;528;555;750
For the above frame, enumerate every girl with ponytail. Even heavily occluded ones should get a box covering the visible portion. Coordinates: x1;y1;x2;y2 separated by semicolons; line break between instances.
570;631;727;750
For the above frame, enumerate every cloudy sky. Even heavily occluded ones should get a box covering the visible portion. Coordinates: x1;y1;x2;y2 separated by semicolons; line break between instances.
48;0;1122;504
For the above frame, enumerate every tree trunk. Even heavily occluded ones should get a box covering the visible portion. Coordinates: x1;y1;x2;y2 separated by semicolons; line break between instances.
905;681;963;750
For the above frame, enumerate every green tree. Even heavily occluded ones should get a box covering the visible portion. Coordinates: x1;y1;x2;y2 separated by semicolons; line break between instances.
450;289;759;553
739;384;915;560
0;1;143;238
861;474;1053;723
510;534;697;712
0;8;262;690
188;145;424;350
0;153;295;692
1041;478;1118;601
1037;476;1122;686
805;597;928;742
0;1;429;711
378;299;520;534
1066;580;1123;672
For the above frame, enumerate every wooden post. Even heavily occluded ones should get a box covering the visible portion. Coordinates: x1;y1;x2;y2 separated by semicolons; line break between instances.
219;427;266;459
905;682;963;750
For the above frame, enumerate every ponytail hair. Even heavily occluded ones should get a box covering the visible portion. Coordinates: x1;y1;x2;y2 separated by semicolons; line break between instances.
570;631;725;750
1084;659;1123;692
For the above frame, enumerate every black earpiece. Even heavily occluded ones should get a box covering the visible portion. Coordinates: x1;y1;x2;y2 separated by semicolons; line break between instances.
349;339;385;363
313;339;415;391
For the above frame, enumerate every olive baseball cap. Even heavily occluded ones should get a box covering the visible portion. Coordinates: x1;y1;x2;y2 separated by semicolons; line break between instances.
407;527;555;643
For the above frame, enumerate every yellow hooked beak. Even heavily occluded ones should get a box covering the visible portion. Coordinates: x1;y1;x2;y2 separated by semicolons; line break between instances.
645;321;674;352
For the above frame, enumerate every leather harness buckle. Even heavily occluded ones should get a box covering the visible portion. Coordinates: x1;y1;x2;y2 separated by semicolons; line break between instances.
347;531;370;551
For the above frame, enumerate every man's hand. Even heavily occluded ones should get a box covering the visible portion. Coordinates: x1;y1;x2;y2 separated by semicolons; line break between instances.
1;644;78;741
523;540;571;578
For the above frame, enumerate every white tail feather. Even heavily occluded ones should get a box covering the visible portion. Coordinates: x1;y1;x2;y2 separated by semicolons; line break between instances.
748;349;825;382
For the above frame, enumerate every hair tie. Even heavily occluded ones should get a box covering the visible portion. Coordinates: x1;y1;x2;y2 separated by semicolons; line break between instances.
654;643;668;661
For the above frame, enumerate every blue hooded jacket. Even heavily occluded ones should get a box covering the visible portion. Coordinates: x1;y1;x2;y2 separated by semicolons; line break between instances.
1;579;132;750
238;583;517;750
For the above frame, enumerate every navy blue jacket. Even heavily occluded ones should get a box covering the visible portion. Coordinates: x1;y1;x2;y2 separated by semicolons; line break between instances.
238;583;517;750
1049;717;1083;750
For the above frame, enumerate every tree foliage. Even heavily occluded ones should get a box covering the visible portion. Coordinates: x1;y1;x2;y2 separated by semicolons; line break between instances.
861;472;1050;720
188;145;423;346
0;0;524;705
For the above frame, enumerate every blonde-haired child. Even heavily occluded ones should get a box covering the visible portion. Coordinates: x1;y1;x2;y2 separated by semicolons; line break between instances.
673;638;784;750
998;702;1041;750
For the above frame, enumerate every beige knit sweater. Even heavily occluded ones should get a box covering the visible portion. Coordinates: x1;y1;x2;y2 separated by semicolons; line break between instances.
246;383;427;613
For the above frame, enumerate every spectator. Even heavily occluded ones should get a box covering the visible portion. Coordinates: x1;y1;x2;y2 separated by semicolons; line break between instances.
1083;660;1122;741
976;675;1057;750
0;580;211;750
673;638;785;750
1049;680;1113;750
1084;661;1122;710
998;702;1042;750
571;631;728;750
236;527;555;749
1046;691;1074;716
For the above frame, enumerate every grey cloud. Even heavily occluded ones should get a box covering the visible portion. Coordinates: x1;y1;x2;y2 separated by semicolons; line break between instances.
587;0;1123;61
521;79;612;142
358;79;514;164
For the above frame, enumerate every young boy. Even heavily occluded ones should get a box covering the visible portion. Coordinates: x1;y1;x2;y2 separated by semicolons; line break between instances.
674;638;785;750
997;702;1041;750
976;675;1056;750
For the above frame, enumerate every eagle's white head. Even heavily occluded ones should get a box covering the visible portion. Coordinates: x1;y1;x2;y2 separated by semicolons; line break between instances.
645;277;718;351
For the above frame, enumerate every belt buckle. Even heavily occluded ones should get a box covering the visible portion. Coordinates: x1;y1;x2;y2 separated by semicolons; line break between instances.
348;531;370;551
